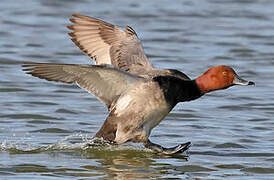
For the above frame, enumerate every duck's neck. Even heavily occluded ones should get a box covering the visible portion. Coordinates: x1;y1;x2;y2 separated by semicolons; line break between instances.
154;76;204;106
195;73;214;93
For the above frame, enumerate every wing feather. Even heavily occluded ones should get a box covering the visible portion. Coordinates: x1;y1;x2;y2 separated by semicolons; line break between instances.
68;14;154;75
22;62;143;109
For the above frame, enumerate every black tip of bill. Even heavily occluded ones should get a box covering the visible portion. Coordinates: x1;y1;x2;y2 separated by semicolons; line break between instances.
233;74;255;86
248;81;255;85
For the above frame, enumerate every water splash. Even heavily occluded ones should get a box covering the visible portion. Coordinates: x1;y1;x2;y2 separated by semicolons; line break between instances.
0;132;146;154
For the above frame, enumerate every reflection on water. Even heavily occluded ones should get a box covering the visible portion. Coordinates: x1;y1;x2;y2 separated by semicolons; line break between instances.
1;0;274;179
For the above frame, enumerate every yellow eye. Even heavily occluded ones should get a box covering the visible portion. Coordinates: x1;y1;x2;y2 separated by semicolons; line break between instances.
222;71;228;76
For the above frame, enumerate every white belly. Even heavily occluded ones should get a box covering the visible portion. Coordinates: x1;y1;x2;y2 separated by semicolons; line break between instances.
113;81;173;143
142;105;171;136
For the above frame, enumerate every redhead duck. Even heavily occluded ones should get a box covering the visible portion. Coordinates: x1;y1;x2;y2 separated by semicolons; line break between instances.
23;14;254;154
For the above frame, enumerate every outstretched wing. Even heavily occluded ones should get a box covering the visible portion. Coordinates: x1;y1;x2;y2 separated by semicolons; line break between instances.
67;14;154;74
22;62;143;109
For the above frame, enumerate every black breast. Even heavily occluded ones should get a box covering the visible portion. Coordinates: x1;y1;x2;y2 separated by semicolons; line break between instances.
153;76;203;106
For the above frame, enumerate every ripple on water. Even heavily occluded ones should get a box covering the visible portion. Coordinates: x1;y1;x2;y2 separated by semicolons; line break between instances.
0;114;63;120
252;126;272;131
214;142;246;149
30;128;72;133
0;58;22;64
55;108;78;114
0;164;103;177
0;88;29;92
176;165;216;173
27;120;51;124
239;138;259;143
241;167;274;174
23;101;58;106
248;118;269;122
191;150;274;158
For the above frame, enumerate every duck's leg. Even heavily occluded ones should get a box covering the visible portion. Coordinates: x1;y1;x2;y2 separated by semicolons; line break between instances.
144;139;191;155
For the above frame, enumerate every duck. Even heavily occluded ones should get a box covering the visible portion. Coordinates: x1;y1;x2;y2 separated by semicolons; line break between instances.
22;14;254;154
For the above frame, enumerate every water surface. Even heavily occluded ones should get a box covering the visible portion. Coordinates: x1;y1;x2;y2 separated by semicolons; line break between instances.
1;0;274;179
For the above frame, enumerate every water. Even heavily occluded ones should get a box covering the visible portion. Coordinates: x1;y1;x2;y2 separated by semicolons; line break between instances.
1;0;274;179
